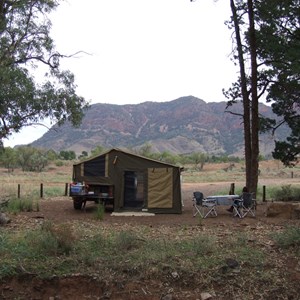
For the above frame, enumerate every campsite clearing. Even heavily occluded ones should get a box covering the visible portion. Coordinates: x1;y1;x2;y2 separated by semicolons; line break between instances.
1;161;300;299
1;180;300;300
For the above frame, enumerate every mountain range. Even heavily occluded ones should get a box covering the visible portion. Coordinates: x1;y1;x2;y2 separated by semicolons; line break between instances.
31;96;288;156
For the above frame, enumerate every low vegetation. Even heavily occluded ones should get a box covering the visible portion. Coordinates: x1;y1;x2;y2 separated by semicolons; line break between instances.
5;197;39;214
0;159;299;298
0;222;299;298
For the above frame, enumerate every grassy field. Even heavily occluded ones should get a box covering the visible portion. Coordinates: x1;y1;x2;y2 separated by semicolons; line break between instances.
1;159;299;199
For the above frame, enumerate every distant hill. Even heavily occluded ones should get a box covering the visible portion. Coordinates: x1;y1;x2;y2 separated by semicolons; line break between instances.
31;96;288;156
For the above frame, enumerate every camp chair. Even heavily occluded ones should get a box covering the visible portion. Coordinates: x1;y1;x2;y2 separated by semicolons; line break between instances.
192;191;217;218
232;197;243;218
241;192;256;217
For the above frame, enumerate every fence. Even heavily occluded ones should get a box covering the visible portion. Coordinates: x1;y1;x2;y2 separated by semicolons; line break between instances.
229;182;267;202
17;183;69;198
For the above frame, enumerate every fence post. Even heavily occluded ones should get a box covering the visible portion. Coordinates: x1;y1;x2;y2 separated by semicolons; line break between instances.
40;183;43;198
18;184;20;198
263;185;266;202
229;183;235;195
65;183;69;196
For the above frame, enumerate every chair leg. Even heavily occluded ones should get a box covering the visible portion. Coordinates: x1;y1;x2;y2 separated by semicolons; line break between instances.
233;206;243;218
242;208;255;218
193;204;203;218
203;206;217;218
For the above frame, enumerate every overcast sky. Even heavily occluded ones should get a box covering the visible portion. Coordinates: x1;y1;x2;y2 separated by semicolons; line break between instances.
4;0;238;147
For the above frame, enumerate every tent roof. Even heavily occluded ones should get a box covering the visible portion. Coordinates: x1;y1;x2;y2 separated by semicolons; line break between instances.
73;148;182;169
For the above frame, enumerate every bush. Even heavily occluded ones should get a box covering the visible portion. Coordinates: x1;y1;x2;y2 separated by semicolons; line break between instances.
40;221;76;255
114;231;141;251
271;226;300;249
55;160;64;167
5;197;39;214
272;185;300;201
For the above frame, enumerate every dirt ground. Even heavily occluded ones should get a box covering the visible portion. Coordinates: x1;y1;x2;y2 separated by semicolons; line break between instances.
10;180;299;227
1;181;300;300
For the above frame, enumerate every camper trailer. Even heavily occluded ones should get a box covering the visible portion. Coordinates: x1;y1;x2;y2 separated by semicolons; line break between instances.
70;148;182;214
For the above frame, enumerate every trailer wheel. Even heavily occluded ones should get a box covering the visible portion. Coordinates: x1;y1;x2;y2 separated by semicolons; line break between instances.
73;199;83;210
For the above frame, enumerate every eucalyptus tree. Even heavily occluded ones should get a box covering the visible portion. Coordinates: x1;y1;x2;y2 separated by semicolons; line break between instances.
225;0;300;191
255;0;300;166
223;0;259;194
0;0;88;147
192;0;299;191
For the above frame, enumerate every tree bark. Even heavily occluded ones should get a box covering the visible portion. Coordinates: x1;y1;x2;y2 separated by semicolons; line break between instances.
230;0;252;190
247;0;259;195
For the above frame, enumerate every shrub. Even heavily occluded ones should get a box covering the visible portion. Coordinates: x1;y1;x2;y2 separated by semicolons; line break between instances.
5;197;39;214
94;203;105;220
272;185;300;201
114;231;141;251
192;235;216;255
55;160;64;167
26;221;76;256
271;226;300;249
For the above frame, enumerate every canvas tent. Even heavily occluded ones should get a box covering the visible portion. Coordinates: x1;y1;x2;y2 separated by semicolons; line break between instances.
71;148;182;214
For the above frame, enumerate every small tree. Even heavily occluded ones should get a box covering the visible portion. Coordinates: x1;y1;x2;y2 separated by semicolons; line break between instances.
46;149;58;161
59;150;76;161
0;147;17;172
15;146;48;171
189;152;207;171
78;151;88;160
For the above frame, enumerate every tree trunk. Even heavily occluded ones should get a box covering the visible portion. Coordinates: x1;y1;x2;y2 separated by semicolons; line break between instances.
230;0;252;190
247;0;259;195
230;0;260;194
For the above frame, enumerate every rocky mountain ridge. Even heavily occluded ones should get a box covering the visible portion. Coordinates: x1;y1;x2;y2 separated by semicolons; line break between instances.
31;96;287;156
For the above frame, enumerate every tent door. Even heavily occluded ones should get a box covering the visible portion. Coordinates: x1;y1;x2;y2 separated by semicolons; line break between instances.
123;171;144;208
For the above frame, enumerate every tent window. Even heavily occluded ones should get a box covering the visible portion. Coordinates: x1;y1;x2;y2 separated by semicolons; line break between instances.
84;155;105;177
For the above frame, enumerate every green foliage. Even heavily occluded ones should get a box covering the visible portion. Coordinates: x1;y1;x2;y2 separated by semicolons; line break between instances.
271;226;300;249
138;143;152;157
114;231;141;252
271;185;300;202
37;221;76;256
0;0;88;145
192;235;216;255
255;0;300;166
5;197;39;214
55;160;64;167
189;152;207;170
90;145;105;158
272;140;299;167
94;203;105;221
0;146;61;171
16;146;49;171
59;150;76;160
0;147;16;171
1;222;298;294
78;151;88;160
46;149;58;161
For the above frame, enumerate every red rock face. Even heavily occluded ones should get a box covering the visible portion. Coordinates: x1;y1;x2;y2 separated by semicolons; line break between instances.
31;96;288;155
